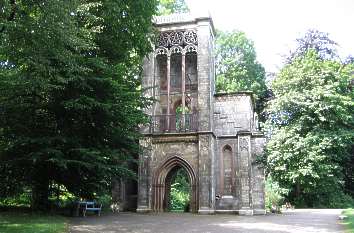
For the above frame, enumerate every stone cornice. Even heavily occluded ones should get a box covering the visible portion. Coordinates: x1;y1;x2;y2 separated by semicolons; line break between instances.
152;134;198;144
153;13;215;34
251;131;266;138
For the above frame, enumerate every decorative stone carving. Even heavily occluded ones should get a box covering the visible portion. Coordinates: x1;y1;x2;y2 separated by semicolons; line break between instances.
185;44;197;54
157;30;198;48
155;47;168;56
170;45;183;54
170;31;184;46
184;30;198;45
158;32;169;47
240;138;249;152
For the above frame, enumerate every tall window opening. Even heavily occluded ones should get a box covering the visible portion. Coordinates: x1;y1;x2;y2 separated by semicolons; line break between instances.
170;53;182;92
185;52;197;92
157;54;167;91
222;145;233;195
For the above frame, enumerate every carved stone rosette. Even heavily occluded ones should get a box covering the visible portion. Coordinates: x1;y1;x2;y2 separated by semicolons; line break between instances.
155;30;198;56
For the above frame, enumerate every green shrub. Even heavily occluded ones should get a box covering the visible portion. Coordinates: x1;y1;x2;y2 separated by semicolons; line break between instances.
0;191;31;207
170;184;190;211
169;169;190;211
265;177;287;211
342;208;354;233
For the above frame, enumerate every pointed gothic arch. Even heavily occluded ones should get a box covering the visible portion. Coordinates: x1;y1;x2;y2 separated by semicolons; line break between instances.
152;155;197;212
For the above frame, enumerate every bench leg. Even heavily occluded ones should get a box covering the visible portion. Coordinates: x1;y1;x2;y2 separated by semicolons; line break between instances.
98;210;101;216
83;210;86;217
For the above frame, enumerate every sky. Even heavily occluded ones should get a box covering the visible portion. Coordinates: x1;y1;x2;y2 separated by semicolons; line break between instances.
185;0;354;73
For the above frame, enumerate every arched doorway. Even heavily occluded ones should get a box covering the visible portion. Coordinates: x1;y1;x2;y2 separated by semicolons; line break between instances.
152;156;197;213
164;166;190;212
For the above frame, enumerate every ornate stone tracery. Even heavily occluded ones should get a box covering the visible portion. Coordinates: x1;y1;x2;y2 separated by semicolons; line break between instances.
184;30;198;45
155;30;197;57
157;30;198;49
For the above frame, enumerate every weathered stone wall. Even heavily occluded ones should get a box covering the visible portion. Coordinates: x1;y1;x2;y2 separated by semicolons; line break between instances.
251;134;266;214
213;94;254;136
150;137;199;172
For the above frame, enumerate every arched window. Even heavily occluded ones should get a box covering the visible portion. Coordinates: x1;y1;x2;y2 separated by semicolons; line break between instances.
221;145;233;195
185;50;197;92
156;54;167;91
170;53;182;91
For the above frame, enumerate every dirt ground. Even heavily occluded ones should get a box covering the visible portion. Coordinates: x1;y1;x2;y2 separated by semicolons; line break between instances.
69;209;345;233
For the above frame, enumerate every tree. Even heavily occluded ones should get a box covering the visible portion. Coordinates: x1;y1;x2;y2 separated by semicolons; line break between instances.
265;49;354;207
158;0;189;15
0;0;157;210
215;30;268;115
286;29;338;63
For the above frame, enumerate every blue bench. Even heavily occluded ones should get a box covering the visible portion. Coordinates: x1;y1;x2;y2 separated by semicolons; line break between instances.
79;201;102;217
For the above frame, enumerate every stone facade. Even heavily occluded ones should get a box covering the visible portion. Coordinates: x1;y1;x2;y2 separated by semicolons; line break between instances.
128;13;265;215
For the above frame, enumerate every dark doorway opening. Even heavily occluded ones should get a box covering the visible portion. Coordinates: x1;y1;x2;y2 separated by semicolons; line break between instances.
164;166;191;212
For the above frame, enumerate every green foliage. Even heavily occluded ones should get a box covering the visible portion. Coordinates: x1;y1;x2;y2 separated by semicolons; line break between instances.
96;194;112;210
215;30;268;114
287;29;338;63
0;213;68;233
0;192;31;208
0;0;157;210
158;0;189;15
265;46;354;207
265;177;287;211
169;169;190;211
342;209;354;233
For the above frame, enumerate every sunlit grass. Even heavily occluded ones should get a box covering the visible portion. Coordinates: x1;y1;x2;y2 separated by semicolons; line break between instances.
342;208;354;233
0;212;68;233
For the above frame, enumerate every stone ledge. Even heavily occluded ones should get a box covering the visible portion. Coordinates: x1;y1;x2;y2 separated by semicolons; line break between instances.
198;208;215;215
215;210;238;214
239;207;254;216
136;207;152;213
253;209;267;215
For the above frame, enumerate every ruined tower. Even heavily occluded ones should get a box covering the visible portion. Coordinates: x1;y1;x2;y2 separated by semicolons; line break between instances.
136;13;266;215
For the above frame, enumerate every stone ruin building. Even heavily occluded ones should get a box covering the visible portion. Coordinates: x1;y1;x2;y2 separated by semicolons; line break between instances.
114;13;266;215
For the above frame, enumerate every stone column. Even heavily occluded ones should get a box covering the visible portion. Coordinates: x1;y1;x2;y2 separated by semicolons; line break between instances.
198;134;215;214
137;137;152;213
238;132;254;215
251;133;266;215
166;54;171;130
197;21;213;132
141;54;154;134
196;16;215;214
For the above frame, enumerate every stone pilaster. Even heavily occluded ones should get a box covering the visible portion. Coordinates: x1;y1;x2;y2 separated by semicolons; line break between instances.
238;132;253;215
198;134;215;214
137;137;152;213
141;53;155;134
251;133;266;215
197;19;213;132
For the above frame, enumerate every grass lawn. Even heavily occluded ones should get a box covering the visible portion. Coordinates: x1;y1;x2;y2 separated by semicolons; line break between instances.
0;212;68;233
342;209;354;233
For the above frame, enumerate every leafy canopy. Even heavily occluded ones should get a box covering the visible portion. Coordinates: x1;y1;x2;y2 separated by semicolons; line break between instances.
157;0;189;15
265;47;354;207
0;0;157;209
215;30;267;98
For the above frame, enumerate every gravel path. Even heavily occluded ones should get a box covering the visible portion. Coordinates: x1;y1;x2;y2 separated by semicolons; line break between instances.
69;209;345;233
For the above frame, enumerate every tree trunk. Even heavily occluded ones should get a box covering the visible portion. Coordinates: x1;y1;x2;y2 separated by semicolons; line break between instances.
31;167;50;211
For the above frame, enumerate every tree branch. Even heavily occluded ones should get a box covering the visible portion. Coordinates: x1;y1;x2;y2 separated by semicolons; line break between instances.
0;0;17;33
